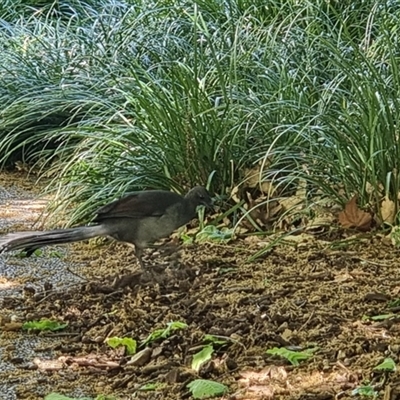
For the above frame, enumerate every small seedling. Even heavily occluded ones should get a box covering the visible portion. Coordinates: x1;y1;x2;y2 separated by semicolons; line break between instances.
143;321;188;345
106;337;137;355
23;319;68;332
187;379;228;399
266;347;317;366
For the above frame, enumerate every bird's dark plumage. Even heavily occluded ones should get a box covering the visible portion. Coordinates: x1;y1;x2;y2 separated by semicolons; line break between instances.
0;186;213;268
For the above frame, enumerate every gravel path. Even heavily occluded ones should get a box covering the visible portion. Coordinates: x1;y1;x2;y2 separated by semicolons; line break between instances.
0;178;87;400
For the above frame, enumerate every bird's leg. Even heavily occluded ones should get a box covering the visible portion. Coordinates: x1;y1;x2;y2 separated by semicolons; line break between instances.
125;243;145;270
135;246;145;270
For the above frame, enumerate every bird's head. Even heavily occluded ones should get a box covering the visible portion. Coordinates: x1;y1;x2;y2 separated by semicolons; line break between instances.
185;186;214;211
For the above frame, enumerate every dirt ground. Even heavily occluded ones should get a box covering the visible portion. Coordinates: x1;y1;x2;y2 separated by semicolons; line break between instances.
1;173;400;400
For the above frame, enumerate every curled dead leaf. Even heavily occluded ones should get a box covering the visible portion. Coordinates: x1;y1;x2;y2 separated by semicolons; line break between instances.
380;196;396;225
338;195;372;231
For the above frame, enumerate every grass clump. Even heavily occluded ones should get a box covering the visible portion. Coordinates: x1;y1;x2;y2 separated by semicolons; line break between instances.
0;0;399;228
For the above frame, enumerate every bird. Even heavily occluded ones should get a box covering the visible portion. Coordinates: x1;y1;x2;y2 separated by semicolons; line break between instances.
0;186;213;268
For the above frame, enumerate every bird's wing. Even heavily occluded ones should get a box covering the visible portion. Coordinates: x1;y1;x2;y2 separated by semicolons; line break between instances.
93;191;183;221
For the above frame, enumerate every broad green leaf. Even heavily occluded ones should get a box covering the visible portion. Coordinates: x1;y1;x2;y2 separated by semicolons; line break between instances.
143;321;187;345
192;345;214;372
374;358;396;371
106;337;137;355
266;347;317;366
187;379;228;399
23;320;68;332
196;225;234;243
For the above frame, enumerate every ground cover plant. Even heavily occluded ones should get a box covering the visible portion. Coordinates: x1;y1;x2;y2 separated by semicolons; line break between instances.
1;0;400;228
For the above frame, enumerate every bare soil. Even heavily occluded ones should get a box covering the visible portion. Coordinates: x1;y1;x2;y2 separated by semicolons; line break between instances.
1;172;400;400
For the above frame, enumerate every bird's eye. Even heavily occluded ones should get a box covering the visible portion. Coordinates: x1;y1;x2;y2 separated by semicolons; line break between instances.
199;194;205;199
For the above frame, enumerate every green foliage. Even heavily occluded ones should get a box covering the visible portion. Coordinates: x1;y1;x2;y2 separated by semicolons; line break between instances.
266;347;317;366
1;0;400;228
192;345;214;372
362;314;395;321
187;379;228;399
374;358;396;372
196;225;234;243
388;298;400;308
106;337;137;355
203;334;229;345
351;384;378;398
22;319;68;332
16;249;43;258
143;321;188;346
138;382;166;391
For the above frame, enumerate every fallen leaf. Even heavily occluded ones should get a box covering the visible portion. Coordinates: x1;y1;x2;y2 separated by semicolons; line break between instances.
381;196;396;225
338;195;372;231
243;164;276;194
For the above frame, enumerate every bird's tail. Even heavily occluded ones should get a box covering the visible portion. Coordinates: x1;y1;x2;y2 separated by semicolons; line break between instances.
0;225;109;254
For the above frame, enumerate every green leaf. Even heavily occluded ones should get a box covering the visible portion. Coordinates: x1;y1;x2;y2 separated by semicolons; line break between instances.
203;334;228;345
217;267;236;275
374;357;396;372
23;320;68;332
363;314;395;321
192;345;214;372
106;337;137;355
44;394;77;400
266;347;317;366
143;321;188;345
48;250;63;258
351;385;378;397
180;233;194;244
196;225;234;243
138;382;166;391
388;298;400;308
16;249;43;258
187;379;228;399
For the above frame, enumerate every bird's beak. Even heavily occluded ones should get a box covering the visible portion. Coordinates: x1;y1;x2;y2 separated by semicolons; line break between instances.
204;198;215;212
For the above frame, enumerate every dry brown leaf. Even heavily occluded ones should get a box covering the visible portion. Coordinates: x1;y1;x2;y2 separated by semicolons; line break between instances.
279;195;303;211
366;181;384;195
381;196;396;225
338;195;372;231
231;185;241;203
243;164;276;194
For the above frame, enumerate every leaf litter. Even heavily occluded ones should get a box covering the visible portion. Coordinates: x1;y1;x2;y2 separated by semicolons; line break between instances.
1;173;400;399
